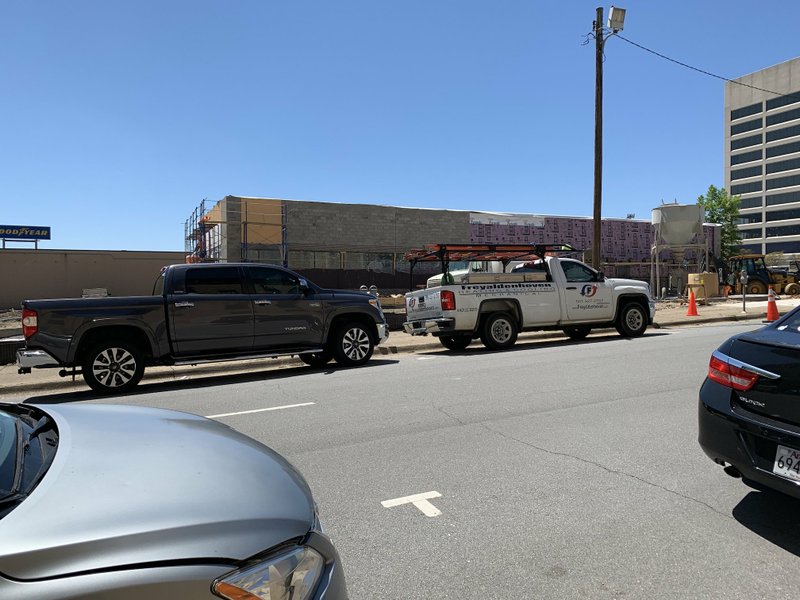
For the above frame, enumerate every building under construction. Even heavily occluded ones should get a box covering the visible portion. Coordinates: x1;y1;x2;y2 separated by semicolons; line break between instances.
185;196;720;292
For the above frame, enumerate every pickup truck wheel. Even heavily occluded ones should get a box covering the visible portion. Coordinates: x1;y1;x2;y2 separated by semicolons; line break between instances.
615;303;648;338
299;351;331;368
564;326;591;340
81;342;144;394
480;312;518;350
439;335;471;351
332;322;374;367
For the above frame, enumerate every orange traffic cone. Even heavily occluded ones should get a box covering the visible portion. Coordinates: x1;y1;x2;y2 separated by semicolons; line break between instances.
686;288;699;317
765;286;780;322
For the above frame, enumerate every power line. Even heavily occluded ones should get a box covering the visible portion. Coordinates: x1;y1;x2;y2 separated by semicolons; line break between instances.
616;34;800;102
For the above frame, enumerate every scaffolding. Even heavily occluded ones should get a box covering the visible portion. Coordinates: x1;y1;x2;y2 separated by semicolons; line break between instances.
184;198;222;263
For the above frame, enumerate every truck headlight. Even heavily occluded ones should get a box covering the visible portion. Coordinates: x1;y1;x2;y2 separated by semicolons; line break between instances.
213;546;324;600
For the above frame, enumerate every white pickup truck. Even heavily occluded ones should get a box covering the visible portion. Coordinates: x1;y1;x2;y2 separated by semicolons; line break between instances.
403;247;656;351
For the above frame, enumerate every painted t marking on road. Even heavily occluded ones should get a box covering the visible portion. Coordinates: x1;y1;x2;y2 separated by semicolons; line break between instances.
381;491;442;517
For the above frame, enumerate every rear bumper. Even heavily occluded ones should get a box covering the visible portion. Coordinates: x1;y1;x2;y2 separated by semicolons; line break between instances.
698;378;800;500
648;300;656;323
402;318;456;336
17;348;59;371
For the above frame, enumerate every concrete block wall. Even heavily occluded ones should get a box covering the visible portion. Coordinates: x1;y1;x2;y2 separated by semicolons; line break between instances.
284;200;470;252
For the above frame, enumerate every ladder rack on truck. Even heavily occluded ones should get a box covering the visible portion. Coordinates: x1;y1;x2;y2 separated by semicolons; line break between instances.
403;243;578;290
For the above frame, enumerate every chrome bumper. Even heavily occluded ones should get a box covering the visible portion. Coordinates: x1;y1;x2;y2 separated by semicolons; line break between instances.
649;300;657;322
17;349;59;370
403;318;456;336
376;323;390;344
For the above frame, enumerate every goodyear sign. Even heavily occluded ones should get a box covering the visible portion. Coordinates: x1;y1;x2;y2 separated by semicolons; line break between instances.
0;225;51;240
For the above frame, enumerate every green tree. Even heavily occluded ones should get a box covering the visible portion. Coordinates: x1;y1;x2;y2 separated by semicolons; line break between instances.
697;185;741;261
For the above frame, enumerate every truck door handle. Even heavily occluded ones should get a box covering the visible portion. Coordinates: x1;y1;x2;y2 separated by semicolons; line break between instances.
254;299;272;305
566;286;577;290
174;301;195;308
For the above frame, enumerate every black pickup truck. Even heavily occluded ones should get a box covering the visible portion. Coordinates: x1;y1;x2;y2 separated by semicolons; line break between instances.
17;263;389;394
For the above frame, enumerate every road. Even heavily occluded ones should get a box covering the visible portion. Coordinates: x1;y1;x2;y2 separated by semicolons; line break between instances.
17;323;800;599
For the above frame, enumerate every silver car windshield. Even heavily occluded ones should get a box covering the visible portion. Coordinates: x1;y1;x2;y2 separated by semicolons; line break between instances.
0;411;18;497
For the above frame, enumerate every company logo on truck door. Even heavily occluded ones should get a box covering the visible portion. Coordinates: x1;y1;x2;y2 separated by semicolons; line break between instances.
580;284;598;297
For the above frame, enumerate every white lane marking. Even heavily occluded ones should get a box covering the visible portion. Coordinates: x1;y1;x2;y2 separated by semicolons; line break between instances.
382;491;442;517
206;402;315;419
417;357;437;361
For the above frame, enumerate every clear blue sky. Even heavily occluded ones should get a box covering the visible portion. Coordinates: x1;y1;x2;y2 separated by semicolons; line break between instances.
2;1;798;251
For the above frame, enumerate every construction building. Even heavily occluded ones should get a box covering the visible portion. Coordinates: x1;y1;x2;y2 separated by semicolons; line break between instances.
725;56;800;255
185;196;718;292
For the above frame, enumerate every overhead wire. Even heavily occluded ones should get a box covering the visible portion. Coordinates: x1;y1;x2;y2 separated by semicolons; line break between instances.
614;34;800;103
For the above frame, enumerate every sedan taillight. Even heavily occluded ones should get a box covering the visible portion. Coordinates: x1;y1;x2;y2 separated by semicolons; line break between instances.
22;308;38;339
708;353;759;392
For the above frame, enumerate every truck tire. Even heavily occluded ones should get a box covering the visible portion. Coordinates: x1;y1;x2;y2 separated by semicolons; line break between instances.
615;302;648;338
299;351;332;368
439;335;471;351
332;321;374;367
81;341;145;394
563;326;591;340
785;282;800;296
747;281;767;295
480;312;518;350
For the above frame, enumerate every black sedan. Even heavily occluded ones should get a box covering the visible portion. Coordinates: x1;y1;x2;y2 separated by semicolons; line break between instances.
699;305;800;499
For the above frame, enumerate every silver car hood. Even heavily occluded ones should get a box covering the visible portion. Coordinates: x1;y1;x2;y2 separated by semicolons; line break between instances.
0;403;314;580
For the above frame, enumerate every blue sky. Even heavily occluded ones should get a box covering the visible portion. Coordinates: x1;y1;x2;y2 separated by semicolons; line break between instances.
2;1;799;251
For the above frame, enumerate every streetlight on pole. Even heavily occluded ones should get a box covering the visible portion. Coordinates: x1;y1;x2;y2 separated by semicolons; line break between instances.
592;5;626;270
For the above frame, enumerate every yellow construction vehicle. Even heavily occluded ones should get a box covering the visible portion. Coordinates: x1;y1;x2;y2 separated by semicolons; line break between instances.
727;254;800;295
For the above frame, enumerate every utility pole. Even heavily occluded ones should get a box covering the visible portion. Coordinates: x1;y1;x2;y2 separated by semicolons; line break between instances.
593;6;603;270
591;6;625;271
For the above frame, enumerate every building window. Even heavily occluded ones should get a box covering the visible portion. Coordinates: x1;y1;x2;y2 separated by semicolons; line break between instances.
767;124;800;143
766;174;800;191
731;102;762;121
739;196;763;209
766;241;800;253
766;106;800;127
766;224;800;237
731;118;762;136
731;181;763;195
766;208;800;222
740;244;762;254
731;134;762;151
766;157;800;175
731;165;762;180
766;140;800;159
739;229;763;240
731;149;762;166
767;91;800;111
767;190;800;206
737;214;763;224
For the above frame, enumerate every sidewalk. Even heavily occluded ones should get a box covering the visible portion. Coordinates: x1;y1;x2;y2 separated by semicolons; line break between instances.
1;296;798;399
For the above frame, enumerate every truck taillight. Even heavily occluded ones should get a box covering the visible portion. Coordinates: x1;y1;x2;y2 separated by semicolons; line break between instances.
22;308;39;338
708;353;759;392
441;290;456;311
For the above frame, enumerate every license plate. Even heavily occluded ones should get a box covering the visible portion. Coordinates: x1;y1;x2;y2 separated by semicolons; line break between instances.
773;445;800;481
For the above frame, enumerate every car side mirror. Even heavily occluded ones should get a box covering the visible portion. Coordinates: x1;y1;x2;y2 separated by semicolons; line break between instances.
298;278;311;294
596;272;605;282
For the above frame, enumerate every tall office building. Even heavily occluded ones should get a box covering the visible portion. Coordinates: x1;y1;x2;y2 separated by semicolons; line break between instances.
725;57;800;255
